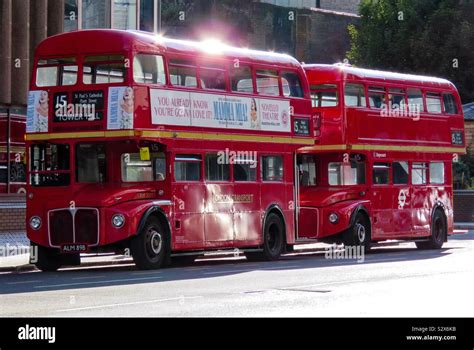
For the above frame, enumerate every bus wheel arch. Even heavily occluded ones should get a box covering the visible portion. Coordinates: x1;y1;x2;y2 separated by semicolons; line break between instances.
344;206;372;253
416;207;447;250
131;206;172;269
246;204;286;261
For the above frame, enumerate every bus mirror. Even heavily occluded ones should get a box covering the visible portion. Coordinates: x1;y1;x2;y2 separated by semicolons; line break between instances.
140;147;150;161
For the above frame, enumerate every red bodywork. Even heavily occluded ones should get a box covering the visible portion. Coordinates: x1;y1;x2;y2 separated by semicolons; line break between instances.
298;64;465;241
26;30;313;252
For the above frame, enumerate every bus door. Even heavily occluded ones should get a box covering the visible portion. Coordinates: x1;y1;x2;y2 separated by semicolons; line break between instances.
203;153;234;245
232;155;261;243
172;153;205;247
371;161;395;237
296;154;319;239
391;161;412;235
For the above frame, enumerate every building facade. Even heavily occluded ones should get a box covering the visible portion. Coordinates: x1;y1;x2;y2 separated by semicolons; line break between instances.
0;0;358;197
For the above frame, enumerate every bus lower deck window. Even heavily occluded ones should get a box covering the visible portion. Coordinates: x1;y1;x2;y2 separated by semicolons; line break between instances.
174;155;201;181
77;144;107;183
206;154;230;182
393;161;409;184
328;161;365;186
30;143;70;186
373;163;390;185
262;156;283;182
412;162;428;185
430;162;445;184
234;159;257;182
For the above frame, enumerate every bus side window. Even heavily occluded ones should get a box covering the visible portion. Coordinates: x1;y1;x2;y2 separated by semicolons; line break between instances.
373;163;390;185
230;65;253;93
443;93;459;115
206;154;230;182
199;63;227;91
311;84;338;107
407;88;424;112
233;158;257;182
344;83;366;107
425;92;442;114
256;69;280;96
393;161;409;184
368;86;386;109
281;71;303;98
174;155;201;181
262;155;283;182
429;162;445;184
412;162;428;185
133;54;166;85
169;59;198;88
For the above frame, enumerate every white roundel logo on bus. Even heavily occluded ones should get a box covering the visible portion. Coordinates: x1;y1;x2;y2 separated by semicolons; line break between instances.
398;189;408;209
281;110;289;126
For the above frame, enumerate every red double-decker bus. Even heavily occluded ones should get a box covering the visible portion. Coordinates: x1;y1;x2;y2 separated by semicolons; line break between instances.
26;30;314;271
297;64;465;251
0;110;27;194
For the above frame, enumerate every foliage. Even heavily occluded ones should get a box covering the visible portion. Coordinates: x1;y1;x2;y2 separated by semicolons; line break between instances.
347;0;474;103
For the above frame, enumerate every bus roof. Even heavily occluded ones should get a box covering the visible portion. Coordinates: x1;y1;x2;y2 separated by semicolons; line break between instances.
35;29;302;68
303;64;456;90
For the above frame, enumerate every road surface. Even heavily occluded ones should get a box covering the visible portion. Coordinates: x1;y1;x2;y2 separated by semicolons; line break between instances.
1;231;472;317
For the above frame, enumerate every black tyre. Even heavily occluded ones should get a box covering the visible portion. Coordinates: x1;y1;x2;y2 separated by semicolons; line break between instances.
343;213;371;253
131;217;169;270
245;212;285;261
416;209;446;250
32;244;62;272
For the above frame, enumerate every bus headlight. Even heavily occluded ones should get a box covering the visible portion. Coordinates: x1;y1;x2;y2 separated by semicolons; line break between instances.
328;213;339;224
29;216;42;230
112;214;125;228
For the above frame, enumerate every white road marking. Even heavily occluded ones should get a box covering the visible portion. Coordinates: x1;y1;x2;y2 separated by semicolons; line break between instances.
55;296;203;312
34;276;163;289
6;280;41;285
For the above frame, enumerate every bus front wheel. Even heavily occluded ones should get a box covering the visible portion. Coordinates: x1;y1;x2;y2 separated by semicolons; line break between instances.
343;213;371;253
131;217;169;270
416;209;446;250
33;244;62;272
245;212;285;261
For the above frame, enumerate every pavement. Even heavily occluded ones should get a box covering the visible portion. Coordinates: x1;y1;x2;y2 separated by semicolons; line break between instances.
0;230;472;317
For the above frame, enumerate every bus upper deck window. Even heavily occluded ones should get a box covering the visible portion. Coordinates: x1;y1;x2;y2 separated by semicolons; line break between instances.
83;55;126;85
312;84;338;107
281;71;303;98
133;54;166;85
256;70;280;96
407;88;424;112
368;86;386;109
344;83;366;107
36;57;77;87
169;59;198;88
443;93;459;114
230;65;253;93
426;92;442;114
199;62;227;91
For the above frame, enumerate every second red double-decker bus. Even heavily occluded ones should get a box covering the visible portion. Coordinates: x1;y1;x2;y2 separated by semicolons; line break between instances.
26;30;314;271
297;64;465;251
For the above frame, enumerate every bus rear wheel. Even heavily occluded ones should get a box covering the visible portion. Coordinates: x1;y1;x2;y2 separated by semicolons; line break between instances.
131;217;169;270
245;212;285;261
343;213;371;253
416;209;446;250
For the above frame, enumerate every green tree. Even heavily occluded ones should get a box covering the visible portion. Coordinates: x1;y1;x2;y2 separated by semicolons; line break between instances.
347;0;474;103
